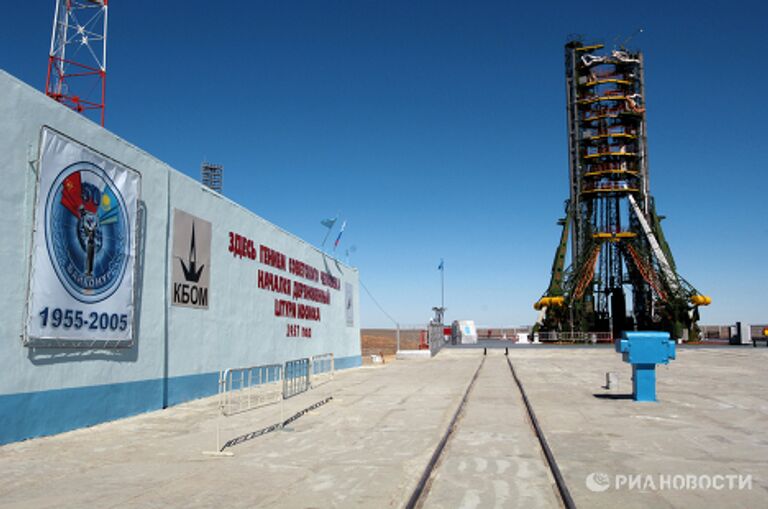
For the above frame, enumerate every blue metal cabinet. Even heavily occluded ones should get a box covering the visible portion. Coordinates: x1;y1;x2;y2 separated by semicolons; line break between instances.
615;331;676;402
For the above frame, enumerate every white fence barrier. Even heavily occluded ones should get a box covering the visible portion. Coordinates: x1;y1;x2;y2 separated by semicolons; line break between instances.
283;357;311;399
219;364;283;416
206;354;338;455
310;353;335;387
536;331;613;343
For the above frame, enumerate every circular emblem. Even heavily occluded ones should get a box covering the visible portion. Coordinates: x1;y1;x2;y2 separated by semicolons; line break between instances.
45;162;130;303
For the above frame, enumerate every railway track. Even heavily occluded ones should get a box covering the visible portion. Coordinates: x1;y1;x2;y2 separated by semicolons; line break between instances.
406;350;575;509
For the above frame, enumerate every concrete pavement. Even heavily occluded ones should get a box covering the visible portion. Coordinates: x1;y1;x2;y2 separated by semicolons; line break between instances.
0;352;480;508
509;346;768;508
1;347;766;508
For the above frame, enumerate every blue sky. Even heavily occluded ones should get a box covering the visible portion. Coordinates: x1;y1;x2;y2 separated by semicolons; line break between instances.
3;1;766;327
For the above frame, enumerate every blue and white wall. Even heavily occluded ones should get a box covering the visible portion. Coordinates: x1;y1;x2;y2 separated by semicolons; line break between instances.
0;70;361;445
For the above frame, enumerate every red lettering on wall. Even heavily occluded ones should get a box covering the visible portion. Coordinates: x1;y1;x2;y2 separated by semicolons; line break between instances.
297;304;320;321
260;244;286;271
286;324;312;338
258;269;292;296
292;281;331;305
274;299;297;318
228;231;256;260
321;271;340;290
289;258;319;282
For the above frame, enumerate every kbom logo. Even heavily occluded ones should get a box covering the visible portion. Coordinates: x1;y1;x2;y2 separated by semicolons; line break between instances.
585;472;611;492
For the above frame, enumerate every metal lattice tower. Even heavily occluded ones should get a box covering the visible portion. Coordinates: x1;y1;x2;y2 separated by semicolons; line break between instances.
534;40;710;340
201;162;223;193
45;0;108;126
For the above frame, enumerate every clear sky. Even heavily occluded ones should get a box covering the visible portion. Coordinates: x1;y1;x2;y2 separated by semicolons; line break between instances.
3;1;766;328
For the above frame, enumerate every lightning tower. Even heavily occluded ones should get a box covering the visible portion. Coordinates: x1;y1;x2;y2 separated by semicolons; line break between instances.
45;0;108;126
534;40;710;340
201;162;224;193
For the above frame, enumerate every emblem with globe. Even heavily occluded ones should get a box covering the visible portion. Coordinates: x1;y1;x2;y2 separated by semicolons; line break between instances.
45;161;130;303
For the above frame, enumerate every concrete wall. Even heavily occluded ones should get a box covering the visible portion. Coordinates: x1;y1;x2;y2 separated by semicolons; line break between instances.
0;70;361;445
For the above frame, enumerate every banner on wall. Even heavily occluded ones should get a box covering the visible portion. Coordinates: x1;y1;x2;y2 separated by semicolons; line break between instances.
25;128;141;346
171;209;211;309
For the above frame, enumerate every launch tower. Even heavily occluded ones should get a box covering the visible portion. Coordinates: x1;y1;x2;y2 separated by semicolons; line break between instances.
534;40;710;340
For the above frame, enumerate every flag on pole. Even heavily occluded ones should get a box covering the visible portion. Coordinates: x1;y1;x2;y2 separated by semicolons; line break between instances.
333;220;347;250
320;216;337;247
438;259;444;270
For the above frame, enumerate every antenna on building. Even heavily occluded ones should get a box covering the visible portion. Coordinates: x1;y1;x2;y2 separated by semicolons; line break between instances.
201;162;223;193
45;0;108;126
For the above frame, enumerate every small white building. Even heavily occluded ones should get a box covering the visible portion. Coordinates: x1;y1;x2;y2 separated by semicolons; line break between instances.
452;320;478;344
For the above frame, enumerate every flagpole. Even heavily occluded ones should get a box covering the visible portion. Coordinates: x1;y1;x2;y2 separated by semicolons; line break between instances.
320;216;338;252
441;262;444;310
321;228;332;249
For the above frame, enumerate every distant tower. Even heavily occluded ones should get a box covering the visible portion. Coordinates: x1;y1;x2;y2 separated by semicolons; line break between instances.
201;162;223;193
534;40;710;340
45;0;108;126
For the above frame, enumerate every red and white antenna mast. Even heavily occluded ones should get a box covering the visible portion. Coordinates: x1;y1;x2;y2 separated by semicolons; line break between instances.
45;0;108;126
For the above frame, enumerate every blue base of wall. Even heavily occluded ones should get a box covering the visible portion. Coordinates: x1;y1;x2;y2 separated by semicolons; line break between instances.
0;354;361;445
334;354;362;371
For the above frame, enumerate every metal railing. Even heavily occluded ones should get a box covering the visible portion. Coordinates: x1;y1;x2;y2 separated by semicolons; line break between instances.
205;354;338;455
537;331;613;343
283;357;311;399
475;328;532;340
205;363;284;455
310;353;335;387
218;364;283;417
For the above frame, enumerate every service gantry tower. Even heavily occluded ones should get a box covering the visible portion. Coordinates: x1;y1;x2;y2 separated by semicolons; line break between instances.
534;40;710;340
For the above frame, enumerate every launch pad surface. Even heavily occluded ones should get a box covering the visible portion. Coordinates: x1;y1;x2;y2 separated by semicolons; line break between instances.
1;348;765;508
